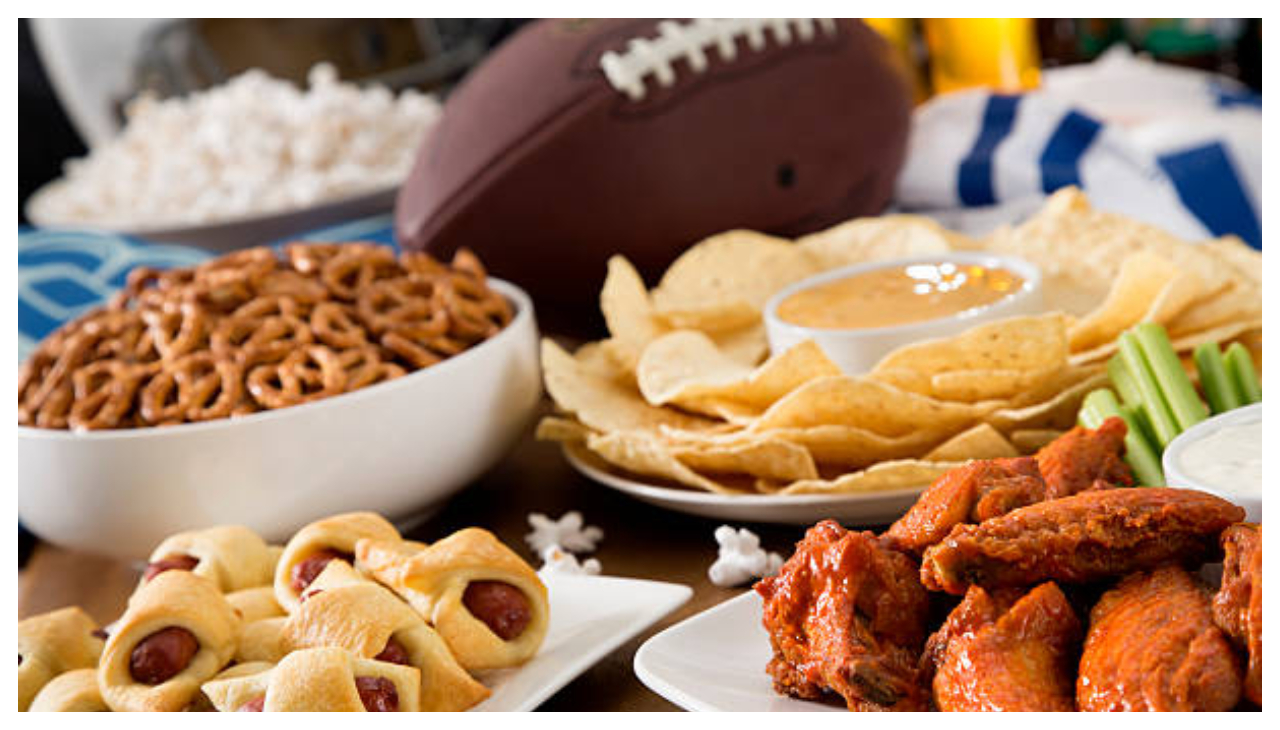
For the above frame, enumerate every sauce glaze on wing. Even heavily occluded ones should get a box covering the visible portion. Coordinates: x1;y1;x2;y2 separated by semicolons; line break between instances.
755;520;929;711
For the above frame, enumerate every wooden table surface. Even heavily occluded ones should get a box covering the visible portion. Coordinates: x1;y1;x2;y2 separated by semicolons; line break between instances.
17;401;819;712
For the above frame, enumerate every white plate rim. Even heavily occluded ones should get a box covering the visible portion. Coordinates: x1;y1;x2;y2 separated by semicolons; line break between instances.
479;572;693;711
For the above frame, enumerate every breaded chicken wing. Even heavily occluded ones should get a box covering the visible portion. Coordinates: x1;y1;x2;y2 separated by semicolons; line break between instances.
756;520;930;711
1078;566;1242;711
927;582;1081;712
1035;417;1134;498
920;488;1244;594
1213;523;1262;706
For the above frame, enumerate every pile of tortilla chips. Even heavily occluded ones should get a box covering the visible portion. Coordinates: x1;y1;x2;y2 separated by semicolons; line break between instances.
538;188;1263;497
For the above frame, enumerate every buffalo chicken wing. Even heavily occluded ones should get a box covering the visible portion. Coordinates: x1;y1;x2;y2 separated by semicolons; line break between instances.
756;520;930;711
921;488;1244;595
1078;565;1242;711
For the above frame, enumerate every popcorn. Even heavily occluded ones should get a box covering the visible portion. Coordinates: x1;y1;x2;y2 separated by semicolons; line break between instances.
30;64;442;229
708;526;784;588
537;545;602;577
525;511;604;555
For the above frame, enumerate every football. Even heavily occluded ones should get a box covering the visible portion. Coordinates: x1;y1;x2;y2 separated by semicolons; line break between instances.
396;18;913;328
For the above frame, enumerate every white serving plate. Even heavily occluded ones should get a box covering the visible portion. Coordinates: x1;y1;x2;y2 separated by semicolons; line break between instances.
25;183;397;251
564;445;925;526
19;279;542;559
478;572;692;711
634;589;838;712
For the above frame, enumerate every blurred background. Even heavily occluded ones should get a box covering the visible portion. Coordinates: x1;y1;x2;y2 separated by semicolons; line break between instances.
19;18;1261;223
16;18;1263;564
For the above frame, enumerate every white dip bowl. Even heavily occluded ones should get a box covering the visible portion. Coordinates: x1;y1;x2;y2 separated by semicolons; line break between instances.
763;252;1043;374
19;279;542;559
1163;402;1262;522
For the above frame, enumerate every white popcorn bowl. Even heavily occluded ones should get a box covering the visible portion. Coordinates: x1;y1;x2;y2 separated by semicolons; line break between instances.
18;279;542;559
763;253;1043;374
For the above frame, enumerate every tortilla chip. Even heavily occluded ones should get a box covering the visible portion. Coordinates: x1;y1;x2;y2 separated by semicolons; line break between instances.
599;256;669;371
637;333;840;414
1068;251;1203;352
987;370;1109;433
541;339;716;434
1009;429;1066;453
928;366;1066;403
669;436;819;483
984;188;1236;316
779;460;960;495
662;422;949;470
534;416;594;443
1166;280;1261;338
749;375;991;438
872;313;1069;378
1069;318;1264;365
582;431;746;494
649;230;818;325
795;214;966;269
924;423;1020;461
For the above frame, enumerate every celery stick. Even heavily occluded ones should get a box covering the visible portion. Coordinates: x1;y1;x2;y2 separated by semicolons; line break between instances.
1078;388;1165;486
1224;343;1262;404
1108;355;1142;406
1133;323;1208;431
1194;342;1243;414
1117;331;1181;448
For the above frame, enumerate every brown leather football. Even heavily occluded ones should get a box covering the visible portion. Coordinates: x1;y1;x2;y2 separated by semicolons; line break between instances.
396;18;912;331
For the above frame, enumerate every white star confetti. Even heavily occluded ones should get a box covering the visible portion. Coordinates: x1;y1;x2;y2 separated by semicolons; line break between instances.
525;511;603;554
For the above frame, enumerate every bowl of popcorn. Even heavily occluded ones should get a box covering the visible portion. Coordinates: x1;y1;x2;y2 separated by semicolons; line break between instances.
17;242;542;559
26;65;441;249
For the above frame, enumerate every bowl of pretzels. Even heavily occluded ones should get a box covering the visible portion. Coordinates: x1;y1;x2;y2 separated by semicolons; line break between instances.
18;242;542;559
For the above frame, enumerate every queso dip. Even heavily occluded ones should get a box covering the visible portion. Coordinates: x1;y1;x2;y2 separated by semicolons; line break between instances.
776;262;1025;330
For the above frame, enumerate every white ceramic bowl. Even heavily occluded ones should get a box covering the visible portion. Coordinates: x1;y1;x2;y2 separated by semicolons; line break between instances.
763;253;1043;374
18;279;542;559
1163;402;1262;522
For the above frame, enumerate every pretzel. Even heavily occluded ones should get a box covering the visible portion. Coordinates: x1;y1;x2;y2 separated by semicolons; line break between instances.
139;353;244;424
247;345;346;409
19;243;511;430
68;360;156;431
310;302;369;350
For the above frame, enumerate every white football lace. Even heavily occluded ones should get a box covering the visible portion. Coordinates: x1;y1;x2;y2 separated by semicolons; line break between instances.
599;19;838;101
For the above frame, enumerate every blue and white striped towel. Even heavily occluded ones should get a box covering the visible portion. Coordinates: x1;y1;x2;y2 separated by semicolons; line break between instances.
895;50;1261;248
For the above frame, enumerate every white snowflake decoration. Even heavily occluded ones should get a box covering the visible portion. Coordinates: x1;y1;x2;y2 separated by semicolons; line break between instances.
538;545;602;577
707;525;784;587
525;511;603;554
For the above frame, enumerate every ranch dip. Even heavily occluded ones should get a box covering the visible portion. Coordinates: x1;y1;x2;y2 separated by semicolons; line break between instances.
1178;420;1262;499
775;261;1025;330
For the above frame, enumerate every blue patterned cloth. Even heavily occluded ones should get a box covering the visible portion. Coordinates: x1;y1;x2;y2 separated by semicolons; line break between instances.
18;215;397;362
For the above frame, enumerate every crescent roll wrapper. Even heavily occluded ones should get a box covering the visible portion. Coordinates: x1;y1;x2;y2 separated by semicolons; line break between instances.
357;528;549;671
234;617;288;665
272;647;421;712
200;662;276;712
225;586;285;624
28;668;109;712
282;577;490;711
99;571;239;712
274;511;401;613
18;606;105;710
143;525;276;593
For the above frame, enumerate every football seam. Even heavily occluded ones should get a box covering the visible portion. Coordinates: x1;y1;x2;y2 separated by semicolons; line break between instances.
599;19;838;101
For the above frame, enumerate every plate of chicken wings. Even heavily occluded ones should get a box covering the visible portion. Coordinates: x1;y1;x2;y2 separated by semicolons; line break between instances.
634;418;1262;711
